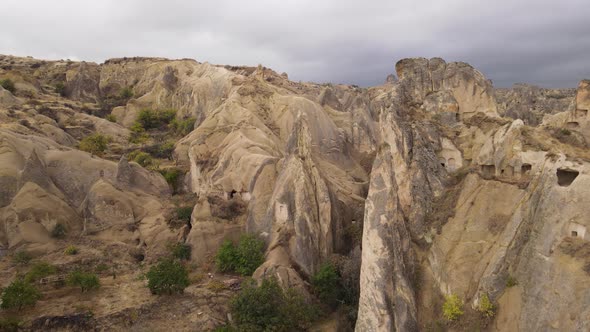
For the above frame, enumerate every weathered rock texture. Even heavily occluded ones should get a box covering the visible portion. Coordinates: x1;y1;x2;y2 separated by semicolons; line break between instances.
1;53;589;331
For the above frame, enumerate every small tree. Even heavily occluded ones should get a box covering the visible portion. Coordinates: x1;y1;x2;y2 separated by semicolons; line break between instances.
79;133;110;155
106;114;117;122
1;279;41;310
169;242;191;261
146;259;189;295
119;87;134;100
312;263;343;308
128;150;153;167
0;78;16;93
67;271;100;293
442;294;464;321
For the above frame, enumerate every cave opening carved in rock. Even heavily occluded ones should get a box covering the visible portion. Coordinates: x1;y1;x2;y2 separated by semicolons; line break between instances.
557;168;579;187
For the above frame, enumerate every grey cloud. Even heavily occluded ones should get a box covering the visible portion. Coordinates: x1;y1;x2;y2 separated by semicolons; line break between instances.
1;0;588;87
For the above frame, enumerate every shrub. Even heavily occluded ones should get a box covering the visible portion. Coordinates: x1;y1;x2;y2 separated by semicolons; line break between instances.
64;245;79;255
312;263;343;308
106;114;117;122
137;109;177;130
506;275;518;287
0;317;22;332
176;206;193;223
215;235;265;276
169;242;191;261
129;122;149;144
24;262;57;283
160;168;183;193
478;293;495;318
54;82;66;96
146;259;189;295
146;141;175;159
0;279;41;310
230;278;317;331
67;271;100;293
51;223;67;239
12;250;32;265
170;117;196;136
234;235;265;276
119;87;134;100
128;150;153;167
79;133;110;155
442;294;464;321
216;240;238;273
0;78;16;93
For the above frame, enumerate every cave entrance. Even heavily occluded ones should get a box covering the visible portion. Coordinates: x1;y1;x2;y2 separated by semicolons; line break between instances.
521;164;532;175
566;122;580;129
576;109;588;118
229;190;237;199
572;231;578;237
557;169;579;187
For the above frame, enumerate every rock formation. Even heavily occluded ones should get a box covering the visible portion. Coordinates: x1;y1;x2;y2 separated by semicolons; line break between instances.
0;53;588;331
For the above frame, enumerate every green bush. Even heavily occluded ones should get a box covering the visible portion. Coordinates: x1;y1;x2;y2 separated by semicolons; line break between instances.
24;262;57;283
176;206;193;223
119;86;134;100
12;250;32;265
0;78;16;93
478;293;495;318
128;150;153;167
150;141;175;159
312;263;343;308
442;294;464;321
169;242;191;261
506;275;518;287
160;168;183;193
137;109;177;130
230;278;317;331
215;235;265;276
67;271;100;293
0;317;22;332
51;223;67;239
129;122;149;144
146;259;189;295
79;133;110;155
64;245;79;255
0;279;41;310
54;82;66;96
170;117;196;136
106;114;117;122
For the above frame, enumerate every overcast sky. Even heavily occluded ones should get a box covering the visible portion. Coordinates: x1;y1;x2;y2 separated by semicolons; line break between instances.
1;0;588;87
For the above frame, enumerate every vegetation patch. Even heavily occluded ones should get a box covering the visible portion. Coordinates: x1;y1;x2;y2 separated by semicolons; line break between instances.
229;277;317;331
64;245;79;255
1;279;41;310
24;262;57;283
146;259;190;295
477;293;496;318
12;250;32;265
215;234;265;276
67;271;101;293
168;242;191;261
79;133;110;156
1;78;16;93
312;263;343;308
442;294;464;321
160;168;184;193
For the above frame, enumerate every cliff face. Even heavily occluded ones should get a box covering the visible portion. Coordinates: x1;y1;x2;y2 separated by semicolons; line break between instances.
0;53;588;331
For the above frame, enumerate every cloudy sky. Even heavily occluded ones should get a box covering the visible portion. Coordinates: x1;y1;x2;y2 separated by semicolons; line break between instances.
1;0;588;87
